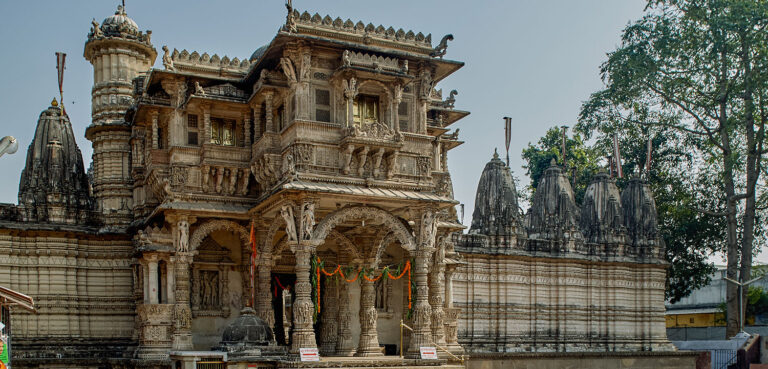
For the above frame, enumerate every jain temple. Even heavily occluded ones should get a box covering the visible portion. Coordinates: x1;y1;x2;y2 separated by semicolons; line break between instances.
0;4;700;369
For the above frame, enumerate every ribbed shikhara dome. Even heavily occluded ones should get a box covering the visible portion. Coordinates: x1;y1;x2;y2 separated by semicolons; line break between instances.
580;171;626;243
469;150;522;235
621;177;659;248
524;159;581;237
17;100;93;224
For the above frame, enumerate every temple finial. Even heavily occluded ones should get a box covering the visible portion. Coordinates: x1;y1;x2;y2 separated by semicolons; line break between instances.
51;98;58;107
493;148;499;159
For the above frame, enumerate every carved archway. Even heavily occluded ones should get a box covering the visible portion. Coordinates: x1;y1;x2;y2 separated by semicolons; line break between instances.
312;206;415;257
329;230;363;261
189;219;249;252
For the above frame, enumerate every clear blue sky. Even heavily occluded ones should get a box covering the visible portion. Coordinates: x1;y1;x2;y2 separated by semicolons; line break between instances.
17;1;751;259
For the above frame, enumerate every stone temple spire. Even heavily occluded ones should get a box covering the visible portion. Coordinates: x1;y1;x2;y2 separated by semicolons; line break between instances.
579;170;626;244
525;159;582;241
469;149;523;236
17;100;94;224
621;177;660;253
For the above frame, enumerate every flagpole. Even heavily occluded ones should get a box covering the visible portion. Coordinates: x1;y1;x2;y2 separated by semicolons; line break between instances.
560;125;568;165
503;117;511;167
55;52;67;117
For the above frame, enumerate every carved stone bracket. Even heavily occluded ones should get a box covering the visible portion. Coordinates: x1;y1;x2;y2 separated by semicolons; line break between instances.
250;153;281;192
201;165;250;195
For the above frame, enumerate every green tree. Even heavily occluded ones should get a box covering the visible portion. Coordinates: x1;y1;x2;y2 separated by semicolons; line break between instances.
521;127;601;204
578;0;768;337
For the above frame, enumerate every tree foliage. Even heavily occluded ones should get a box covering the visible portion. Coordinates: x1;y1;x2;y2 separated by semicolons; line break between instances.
576;0;768;337
521;127;600;204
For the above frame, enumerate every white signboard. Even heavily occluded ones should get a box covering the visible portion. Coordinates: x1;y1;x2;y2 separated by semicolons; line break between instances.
420;346;438;359
299;347;320;362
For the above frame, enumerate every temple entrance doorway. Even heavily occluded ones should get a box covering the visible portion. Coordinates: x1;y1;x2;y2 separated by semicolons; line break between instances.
270;272;295;346
308;205;417;357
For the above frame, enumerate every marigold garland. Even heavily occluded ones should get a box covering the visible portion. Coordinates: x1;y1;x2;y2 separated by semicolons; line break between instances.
313;257;412;313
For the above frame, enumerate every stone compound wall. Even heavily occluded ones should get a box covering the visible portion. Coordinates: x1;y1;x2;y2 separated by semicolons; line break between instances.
465;351;703;369
454;252;671;353
0;226;135;362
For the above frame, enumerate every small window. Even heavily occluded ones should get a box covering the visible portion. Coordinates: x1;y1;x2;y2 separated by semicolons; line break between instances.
689;317;695;324
398;100;410;132
210;118;235;146
187;114;199;146
315;89;331;122
353;95;379;126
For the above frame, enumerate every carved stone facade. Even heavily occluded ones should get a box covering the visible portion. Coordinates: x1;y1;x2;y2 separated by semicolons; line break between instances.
0;3;676;369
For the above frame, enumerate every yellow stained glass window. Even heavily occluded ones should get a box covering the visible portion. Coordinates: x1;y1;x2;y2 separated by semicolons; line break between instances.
353;95;379;126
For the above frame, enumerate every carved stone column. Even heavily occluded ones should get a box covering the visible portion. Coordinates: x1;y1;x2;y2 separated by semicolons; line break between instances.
429;251;447;350
444;263;463;354
171;252;194;350
296;49;312;121
406;210;437;358
257;255;276;334
142;261;150;304
264;92;274;133
393;84;403;132
150;110;159;149
356;274;383;356
319;277;339;355
343;78;359;127
161;78;187;147
290;241;318;354
335;259;356;356
202;104;211;145
244;109;252;146
252;104;262;142
147;255;159;304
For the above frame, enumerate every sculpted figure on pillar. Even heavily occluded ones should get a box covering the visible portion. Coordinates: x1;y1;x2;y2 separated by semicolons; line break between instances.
280;57;297;86
281;204;298;242
176;219;189;252
300;201;315;241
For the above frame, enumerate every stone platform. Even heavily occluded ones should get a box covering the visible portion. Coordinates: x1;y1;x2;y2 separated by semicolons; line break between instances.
272;356;463;369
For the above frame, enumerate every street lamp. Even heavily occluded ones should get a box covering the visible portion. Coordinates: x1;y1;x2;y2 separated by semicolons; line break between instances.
724;276;762;336
0;136;18;158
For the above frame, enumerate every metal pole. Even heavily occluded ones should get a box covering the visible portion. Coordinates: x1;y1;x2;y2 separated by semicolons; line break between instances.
400;319;403;358
724;276;761;334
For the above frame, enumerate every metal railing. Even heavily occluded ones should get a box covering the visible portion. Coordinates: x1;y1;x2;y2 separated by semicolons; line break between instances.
399;319;465;365
712;349;737;369
196;361;226;369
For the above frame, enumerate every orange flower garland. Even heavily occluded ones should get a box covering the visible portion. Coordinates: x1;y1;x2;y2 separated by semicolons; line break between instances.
313;257;412;312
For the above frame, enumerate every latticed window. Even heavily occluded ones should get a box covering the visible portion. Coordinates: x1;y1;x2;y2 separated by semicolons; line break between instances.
210;118;235;146
315;89;331;122
187;114;199;146
353;94;379;126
